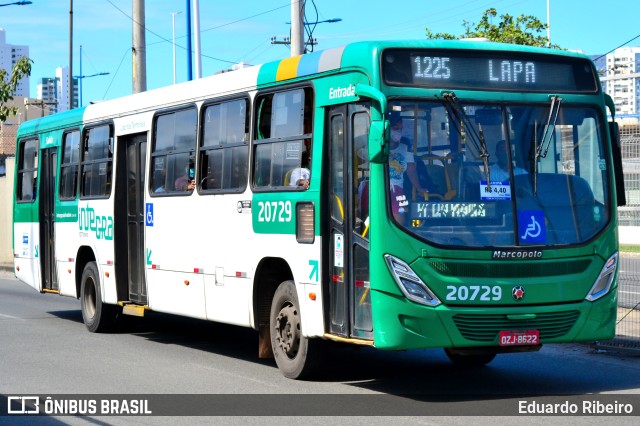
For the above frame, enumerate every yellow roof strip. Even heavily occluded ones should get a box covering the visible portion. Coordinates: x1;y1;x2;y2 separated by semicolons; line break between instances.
276;55;302;81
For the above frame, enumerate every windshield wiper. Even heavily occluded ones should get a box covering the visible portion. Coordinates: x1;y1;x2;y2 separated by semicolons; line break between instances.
442;92;492;188
533;96;563;194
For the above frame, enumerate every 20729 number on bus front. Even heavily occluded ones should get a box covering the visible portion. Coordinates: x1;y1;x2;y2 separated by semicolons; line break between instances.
446;285;502;301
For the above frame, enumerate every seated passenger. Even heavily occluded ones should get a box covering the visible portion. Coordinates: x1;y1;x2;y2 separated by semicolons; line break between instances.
289;151;310;189
153;169;166;193
175;160;196;191
388;114;427;222
403;159;442;199
490;140;527;182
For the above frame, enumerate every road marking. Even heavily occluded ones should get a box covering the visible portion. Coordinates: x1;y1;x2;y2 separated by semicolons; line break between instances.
619;290;640;295
0;313;25;321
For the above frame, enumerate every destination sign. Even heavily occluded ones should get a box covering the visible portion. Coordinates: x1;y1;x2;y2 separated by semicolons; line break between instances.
383;49;598;93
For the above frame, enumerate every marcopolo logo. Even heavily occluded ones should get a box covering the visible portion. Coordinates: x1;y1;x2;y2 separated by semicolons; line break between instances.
492;250;543;260
329;84;356;100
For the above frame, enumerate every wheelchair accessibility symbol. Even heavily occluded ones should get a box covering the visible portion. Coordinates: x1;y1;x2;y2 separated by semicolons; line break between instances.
518;210;545;244
521;216;541;239
145;203;154;227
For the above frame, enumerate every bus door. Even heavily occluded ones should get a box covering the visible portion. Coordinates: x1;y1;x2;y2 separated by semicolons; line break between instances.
39;147;58;291
326;104;372;340
114;133;148;305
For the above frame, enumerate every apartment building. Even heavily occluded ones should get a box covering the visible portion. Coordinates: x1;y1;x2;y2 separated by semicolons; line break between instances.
0;28;30;98
594;47;640;116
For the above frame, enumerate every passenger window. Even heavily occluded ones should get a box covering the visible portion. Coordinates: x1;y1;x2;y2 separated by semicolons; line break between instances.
199;98;249;192
150;107;197;195
17;138;38;202
60;130;80;200
253;88;313;190
80;125;113;198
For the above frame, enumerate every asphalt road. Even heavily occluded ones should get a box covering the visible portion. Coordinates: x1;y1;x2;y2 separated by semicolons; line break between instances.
1;271;639;425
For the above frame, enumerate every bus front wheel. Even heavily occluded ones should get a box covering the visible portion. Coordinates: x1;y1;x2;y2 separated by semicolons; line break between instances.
270;280;320;379
80;261;118;333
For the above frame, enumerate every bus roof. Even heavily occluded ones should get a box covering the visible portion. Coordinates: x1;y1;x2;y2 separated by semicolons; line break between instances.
16;40;595;135
16;107;85;140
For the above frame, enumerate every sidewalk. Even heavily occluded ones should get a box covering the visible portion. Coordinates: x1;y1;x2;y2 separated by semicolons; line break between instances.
0;264;15;279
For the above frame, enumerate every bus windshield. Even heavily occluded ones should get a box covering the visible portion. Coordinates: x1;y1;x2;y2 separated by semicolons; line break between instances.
388;99;610;248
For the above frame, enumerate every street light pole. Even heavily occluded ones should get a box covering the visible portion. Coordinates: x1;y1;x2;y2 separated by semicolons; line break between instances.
193;0;202;79
79;44;82;108
76;45;109;107
186;0;192;81
69;0;73;108
547;0;551;46
171;11;182;85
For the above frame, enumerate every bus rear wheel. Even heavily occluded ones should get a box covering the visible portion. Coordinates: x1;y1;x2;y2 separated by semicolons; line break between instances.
444;348;496;367
270;280;320;379
80;261;118;333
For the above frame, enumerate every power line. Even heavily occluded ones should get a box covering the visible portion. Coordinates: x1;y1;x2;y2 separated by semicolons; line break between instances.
104;0;236;65
594;33;640;61
104;0;290;65
102;47;129;100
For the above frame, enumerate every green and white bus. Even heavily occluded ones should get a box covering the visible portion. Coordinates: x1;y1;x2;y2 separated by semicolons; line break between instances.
13;40;625;378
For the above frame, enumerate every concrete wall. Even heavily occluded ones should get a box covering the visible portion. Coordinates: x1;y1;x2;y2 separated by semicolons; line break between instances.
0;157;14;271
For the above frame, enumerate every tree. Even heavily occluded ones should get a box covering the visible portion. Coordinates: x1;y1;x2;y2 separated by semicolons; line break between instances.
426;8;562;49
0;56;32;122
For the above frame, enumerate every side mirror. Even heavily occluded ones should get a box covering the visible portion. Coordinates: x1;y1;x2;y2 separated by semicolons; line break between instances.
609;121;626;207
368;119;389;163
355;84;388;164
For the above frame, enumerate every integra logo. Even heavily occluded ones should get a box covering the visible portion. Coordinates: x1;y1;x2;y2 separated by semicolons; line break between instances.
329;84;356;100
492;250;543;259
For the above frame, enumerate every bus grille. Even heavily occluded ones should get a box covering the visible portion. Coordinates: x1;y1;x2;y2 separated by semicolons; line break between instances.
452;311;581;342
428;260;591;278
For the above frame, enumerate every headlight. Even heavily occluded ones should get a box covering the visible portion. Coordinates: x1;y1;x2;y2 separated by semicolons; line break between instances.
384;254;441;306
586;252;618;302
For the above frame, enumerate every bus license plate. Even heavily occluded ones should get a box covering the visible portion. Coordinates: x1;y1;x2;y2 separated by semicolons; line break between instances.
499;330;539;346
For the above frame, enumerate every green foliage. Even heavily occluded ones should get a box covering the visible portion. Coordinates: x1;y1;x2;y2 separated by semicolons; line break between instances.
426;8;563;49
0;56;33;122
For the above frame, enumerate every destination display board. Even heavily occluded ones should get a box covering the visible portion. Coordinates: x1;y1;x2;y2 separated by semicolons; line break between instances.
383;49;599;93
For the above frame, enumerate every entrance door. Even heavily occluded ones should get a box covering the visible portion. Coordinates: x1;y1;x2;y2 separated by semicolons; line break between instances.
114;133;147;304
39;147;58;291
326;104;372;340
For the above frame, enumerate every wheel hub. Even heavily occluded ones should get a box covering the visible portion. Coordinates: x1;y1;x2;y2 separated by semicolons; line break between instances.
275;304;300;357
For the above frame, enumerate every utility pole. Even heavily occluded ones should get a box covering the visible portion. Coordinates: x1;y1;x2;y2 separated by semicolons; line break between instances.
132;0;147;93
290;0;304;56
25;100;58;118
193;0;202;79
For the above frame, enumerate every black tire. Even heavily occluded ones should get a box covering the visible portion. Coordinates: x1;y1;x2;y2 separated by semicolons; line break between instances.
80;261;119;333
270;280;321;379
444;348;496;367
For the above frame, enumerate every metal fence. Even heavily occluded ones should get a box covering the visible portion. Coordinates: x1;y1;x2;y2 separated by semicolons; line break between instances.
599;123;640;352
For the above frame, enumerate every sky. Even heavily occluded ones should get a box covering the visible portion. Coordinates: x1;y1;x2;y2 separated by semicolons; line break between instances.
1;0;640;109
